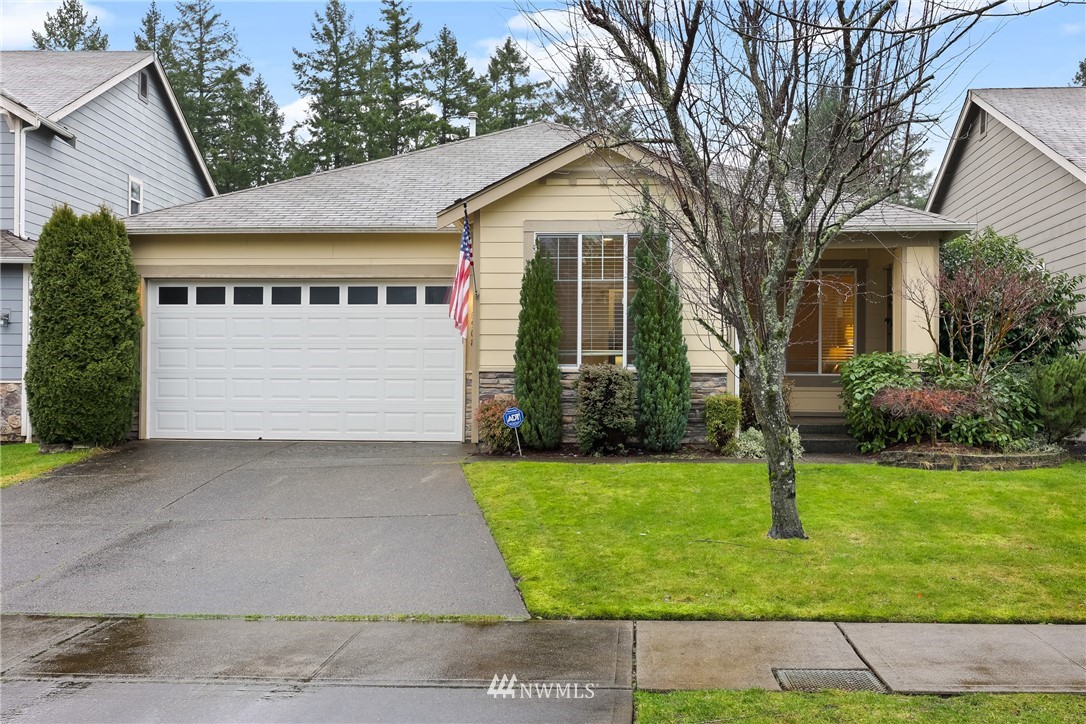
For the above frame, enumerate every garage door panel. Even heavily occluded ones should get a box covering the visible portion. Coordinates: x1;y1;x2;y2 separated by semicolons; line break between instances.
148;281;464;441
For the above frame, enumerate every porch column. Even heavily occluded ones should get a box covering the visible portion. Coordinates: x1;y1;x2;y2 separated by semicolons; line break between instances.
891;244;939;356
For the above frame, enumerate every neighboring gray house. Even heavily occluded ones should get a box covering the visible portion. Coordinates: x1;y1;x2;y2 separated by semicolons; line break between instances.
0;51;216;440
927;87;1086;336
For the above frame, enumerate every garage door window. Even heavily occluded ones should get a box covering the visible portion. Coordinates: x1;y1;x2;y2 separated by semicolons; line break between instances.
272;286;302;305
310;286;340;305
348;286;378;305
425;286;451;304
196;286;226;305
234;287;263;305
387;286;417;305
159;286;188;305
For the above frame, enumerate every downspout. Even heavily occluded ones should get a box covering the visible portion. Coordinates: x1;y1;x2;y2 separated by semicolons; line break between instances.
6;113;39;440
16;116;40;238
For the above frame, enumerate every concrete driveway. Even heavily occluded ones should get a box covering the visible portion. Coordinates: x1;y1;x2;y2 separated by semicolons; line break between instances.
0;441;527;618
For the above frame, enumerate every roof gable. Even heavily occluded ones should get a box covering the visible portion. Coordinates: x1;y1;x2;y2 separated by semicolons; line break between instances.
928;87;1086;212
126;123;584;234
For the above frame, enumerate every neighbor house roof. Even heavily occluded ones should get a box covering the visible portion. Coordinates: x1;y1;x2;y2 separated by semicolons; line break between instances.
927;87;1086;211
0;51;152;118
0;51;216;194
1;230;36;262
126;122;586;234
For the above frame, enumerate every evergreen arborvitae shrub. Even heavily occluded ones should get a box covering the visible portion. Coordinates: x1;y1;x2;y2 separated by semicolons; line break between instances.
513;248;563;449
630;212;690;452
1032;354;1086;443
575;364;636;455
25;206;142;445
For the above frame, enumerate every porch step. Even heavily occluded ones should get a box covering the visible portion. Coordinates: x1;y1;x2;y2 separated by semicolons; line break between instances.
794;417;850;436
800;433;858;455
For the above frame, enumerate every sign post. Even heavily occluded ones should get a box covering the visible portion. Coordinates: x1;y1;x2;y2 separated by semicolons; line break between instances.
502;407;524;457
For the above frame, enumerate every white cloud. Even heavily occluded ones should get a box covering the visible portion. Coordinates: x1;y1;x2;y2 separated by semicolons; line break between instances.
1060;22;1084;36
279;95;311;136
1;1;113;50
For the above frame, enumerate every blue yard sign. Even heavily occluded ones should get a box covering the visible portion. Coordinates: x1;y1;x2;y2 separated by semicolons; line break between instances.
502;407;524;456
502;407;524;429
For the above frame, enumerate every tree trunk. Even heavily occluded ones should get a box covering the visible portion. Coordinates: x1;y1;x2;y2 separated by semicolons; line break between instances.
748;363;808;540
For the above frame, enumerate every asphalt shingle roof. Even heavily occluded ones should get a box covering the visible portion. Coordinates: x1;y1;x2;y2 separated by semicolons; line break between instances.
126;122;586;233
974;87;1086;172
0;51;152;118
1;230;36;259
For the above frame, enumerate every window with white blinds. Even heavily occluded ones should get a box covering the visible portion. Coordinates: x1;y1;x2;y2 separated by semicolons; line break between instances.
785;270;857;374
537;233;639;367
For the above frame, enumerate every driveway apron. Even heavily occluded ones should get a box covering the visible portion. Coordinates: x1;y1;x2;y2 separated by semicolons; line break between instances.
0;441;527;618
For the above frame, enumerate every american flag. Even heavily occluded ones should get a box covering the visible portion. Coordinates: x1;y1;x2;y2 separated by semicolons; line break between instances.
449;207;473;338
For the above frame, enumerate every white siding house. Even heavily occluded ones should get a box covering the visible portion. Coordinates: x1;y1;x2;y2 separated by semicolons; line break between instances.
0;51;215;440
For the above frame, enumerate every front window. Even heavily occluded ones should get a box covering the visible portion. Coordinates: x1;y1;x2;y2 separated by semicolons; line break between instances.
786;270;856;374
128;176;143;215
537;233;639;367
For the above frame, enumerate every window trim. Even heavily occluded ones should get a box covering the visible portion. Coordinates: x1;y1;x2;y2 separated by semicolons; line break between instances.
128;175;143;215
138;71;150;102
537;232;638;370
785;268;858;376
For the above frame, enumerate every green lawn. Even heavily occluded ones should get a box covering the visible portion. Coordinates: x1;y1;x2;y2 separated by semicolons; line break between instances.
463;461;1085;622
635;690;1086;723
0;443;96;488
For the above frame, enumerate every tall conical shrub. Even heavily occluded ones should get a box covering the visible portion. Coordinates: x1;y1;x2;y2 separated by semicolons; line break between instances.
25;205;142;445
631;209;690;451
513;248;563;449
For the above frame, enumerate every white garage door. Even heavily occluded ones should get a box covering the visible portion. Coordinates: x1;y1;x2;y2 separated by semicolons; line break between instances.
147;281;464;441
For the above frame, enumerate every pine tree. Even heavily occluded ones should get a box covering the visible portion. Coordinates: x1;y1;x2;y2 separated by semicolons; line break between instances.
134;1;174;57
1074;59;1086;87
291;0;367;172
169;0;257;189
215;75;286;191
372;0;435;157
478;37;551;134
32;0;109;50
425;26;477;144
554;48;627;134
630;204;690;452
513;248;563;450
26;206;142;445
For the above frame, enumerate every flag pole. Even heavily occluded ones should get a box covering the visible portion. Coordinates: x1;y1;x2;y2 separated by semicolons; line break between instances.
464;203;479;298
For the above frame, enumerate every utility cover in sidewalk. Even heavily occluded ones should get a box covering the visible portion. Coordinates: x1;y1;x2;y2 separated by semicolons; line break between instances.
774;668;888;693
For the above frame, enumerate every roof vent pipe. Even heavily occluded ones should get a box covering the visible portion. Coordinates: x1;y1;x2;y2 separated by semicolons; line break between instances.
468;112;477;138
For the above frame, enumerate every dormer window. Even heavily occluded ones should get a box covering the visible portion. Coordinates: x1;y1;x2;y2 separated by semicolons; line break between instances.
138;71;149;102
129;176;143;215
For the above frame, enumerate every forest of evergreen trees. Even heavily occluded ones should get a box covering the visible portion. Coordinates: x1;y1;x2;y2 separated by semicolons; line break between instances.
32;0;625;192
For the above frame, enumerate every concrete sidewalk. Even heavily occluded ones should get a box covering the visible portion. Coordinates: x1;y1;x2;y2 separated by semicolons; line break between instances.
1;616;1083;722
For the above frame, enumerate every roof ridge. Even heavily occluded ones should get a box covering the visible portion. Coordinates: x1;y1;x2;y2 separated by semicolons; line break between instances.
131;122;581;221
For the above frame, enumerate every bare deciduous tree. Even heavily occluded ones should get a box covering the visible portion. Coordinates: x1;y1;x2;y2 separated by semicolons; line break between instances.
531;0;1056;539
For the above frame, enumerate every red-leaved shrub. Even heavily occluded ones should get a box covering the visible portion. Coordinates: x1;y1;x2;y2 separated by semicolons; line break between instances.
475;394;520;455
870;387;979;420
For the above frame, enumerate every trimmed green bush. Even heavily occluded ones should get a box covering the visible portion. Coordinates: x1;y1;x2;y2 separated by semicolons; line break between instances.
739;377;793;430
26;206;142;445
513;248;563;449
705;393;741;454
475;394;520;455
839;352;920;452
732;427;804;459
1032;355;1086;443
575;364;635;455
630;210;690;452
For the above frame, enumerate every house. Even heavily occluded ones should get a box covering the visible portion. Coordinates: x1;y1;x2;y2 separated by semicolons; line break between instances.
0;51;216;440
122;122;969;443
927;87;1086;341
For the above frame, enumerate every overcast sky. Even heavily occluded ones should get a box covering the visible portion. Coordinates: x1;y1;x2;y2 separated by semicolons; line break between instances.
3;1;1084;173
